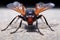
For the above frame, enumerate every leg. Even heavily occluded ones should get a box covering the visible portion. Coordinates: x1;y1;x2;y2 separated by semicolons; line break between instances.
36;20;44;35
10;20;22;34
1;16;18;31
37;15;54;31
1;15;22;31
14;17;20;23
42;15;54;31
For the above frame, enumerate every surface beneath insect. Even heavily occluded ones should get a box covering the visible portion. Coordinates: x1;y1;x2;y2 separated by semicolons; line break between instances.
0;8;60;40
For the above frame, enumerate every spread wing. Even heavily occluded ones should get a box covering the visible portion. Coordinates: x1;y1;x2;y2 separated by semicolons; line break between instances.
7;1;26;16
35;2;55;16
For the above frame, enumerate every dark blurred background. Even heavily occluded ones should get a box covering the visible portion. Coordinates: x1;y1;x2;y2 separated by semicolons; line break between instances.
0;0;60;8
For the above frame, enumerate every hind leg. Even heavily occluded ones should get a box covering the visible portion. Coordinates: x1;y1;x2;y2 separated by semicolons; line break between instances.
10;20;22;34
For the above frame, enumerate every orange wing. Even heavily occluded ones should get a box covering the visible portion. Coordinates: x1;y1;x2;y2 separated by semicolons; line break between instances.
35;7;48;16
35;2;55;16
7;1;26;16
12;5;26;16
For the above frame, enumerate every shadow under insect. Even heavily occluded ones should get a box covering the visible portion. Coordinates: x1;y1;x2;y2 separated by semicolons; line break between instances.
25;25;38;32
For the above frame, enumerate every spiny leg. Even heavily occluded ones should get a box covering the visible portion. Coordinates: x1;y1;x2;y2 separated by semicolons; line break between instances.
1;15;21;31
42;15;54;31
36;20;44;35
10;20;22;34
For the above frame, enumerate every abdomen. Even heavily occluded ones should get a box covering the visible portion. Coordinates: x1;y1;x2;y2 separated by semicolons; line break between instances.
27;17;34;25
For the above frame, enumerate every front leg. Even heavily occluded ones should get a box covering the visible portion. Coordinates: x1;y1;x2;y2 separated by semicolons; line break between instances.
37;15;54;31
1;15;23;31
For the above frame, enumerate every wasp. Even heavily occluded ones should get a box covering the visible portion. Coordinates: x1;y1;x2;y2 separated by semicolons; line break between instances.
1;1;55;35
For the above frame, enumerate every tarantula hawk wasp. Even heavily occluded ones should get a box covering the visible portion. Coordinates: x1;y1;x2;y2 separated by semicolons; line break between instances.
1;1;55;35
